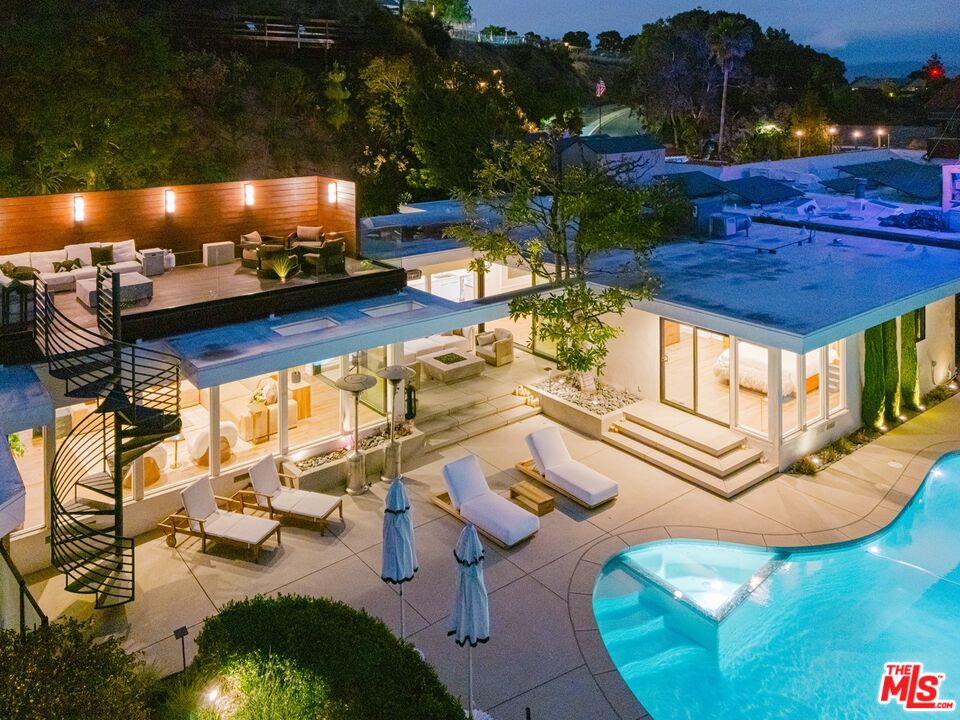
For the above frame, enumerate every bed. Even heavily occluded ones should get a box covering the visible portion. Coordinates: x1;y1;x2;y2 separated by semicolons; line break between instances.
713;345;835;396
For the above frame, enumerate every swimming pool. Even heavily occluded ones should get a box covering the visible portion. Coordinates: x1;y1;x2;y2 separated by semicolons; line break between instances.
593;453;960;719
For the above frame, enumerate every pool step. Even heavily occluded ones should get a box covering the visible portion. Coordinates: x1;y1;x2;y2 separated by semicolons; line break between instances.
617;642;711;680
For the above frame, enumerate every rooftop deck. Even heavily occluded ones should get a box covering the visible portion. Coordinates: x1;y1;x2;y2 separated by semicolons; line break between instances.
52;257;405;344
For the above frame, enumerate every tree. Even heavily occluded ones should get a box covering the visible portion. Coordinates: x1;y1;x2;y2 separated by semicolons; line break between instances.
325;63;351;131
862;325;885;429
448;137;689;382
412;0;472;23
596;30;624;54
910;53;947;82
562;31;591;50
900;311;920;411
707;16;754;161
882;318;901;422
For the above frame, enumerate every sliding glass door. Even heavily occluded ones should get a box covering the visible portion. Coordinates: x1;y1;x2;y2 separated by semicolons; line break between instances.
660;319;731;424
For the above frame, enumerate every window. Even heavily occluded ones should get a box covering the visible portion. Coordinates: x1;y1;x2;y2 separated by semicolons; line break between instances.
916;307;926;342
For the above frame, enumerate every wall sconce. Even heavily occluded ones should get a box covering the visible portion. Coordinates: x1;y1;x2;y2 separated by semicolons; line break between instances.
164;189;176;214
243;183;255;207
327;182;338;204
73;196;85;223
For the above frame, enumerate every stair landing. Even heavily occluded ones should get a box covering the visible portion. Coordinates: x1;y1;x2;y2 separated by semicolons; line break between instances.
624;401;744;456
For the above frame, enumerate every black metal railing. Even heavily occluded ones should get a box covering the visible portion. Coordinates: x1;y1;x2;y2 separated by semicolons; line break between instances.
170;13;366;49
0;542;47;637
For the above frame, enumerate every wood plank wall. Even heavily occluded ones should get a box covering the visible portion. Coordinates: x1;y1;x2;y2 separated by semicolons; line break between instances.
0;176;357;258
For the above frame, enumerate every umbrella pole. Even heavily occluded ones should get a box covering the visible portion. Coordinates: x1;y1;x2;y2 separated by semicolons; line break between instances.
468;644;474;713
400;585;405;640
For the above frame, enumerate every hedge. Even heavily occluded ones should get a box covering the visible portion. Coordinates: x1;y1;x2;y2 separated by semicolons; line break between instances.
862;324;885;428
881;318;900;421
0;619;150;720
162;594;463;720
900;310;920;410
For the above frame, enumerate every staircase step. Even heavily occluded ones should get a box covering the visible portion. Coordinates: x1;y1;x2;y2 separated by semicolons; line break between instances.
611;420;762;477
76;472;116;498
424;403;540;452
50;357;114;381
119;416;181;438
603;431;777;499
64;551;124;594
64;375;120;399
618;644;710;680
624;400;745;457
119;445;158;467
96;383;132;414
96;571;135;609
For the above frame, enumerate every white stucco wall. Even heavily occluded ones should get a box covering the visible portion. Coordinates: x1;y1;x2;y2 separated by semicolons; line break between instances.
917;296;955;394
601;307;661;399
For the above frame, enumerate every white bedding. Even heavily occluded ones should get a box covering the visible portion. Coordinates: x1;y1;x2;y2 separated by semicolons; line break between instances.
713;345;832;396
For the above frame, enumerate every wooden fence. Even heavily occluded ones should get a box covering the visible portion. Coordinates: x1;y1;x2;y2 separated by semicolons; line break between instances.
170;14;366;51
0;176;357;259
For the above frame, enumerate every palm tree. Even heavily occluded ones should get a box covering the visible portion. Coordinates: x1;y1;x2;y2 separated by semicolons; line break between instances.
708;17;753;161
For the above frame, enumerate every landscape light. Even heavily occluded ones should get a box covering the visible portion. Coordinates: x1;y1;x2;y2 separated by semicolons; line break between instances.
164;189;175;214
73;196;85;223
243;183;255;207
327;181;338;204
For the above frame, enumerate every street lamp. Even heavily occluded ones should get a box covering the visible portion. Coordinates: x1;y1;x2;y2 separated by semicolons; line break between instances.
876;128;886;148
852;130;862;150
795;129;804;158
827;126;838;153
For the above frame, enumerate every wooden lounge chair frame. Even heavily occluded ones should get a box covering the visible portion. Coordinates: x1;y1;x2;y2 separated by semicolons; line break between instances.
431;491;534;549
235;470;343;535
159;494;281;562
514;458;617;510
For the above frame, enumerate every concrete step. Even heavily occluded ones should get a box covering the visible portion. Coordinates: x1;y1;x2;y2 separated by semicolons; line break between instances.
603;431;777;499
424;403;541;453
611;420;762;478
624;400;745;457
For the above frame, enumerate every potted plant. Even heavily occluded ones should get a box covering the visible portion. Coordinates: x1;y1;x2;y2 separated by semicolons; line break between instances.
7;433;25;458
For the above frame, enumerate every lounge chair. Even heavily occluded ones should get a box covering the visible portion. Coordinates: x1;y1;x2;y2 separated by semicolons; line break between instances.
519;426;619;509
241;454;343;534
436;455;538;548
160;478;281;561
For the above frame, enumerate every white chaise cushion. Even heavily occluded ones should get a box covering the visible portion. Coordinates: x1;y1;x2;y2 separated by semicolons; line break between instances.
270;488;341;519
443;455;491;510
203;512;279;545
181;479;217;532
249;454;282;499
544;460;619;508
526;426;572;474
460;494;539;546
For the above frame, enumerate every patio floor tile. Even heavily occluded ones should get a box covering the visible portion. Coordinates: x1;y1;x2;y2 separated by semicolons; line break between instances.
489;665;620;720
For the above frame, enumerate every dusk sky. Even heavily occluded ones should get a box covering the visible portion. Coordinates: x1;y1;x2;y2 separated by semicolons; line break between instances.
467;0;960;73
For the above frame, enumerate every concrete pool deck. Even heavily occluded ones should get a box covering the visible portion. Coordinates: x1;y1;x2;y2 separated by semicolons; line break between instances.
26;394;960;720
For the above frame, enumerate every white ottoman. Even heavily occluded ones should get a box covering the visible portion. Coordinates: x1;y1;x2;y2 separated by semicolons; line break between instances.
76;272;154;309
203;241;236;267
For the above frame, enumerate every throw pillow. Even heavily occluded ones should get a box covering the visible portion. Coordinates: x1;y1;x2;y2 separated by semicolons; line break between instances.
257;379;279;405
296;225;323;242
53;258;81;273
12;266;35;281
241;230;262;245
89;245;114;266
0;261;14;278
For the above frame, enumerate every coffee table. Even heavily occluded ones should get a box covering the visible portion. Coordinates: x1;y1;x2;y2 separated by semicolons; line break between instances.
76;272;153;309
420;351;485;383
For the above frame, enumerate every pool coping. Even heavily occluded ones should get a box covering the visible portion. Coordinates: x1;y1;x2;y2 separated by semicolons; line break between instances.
568;439;960;720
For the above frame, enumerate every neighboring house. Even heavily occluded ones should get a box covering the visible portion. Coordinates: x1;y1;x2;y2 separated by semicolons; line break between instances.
558;133;666;182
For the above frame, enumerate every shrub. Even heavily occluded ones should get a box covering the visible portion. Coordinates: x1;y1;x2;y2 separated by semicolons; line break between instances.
861;324;885;428
166;595;463;720
881;318;900;421
900;310;920;410
0;618;150;720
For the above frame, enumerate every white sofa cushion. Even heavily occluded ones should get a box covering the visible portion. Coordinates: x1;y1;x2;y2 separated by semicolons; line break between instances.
64;242;102;267
108;260;142;275
72;265;97;280
430;333;469;352
443;455;492;510
544;460;619;508
30;249;67;273
38;271;76;290
110;239;137;263
460;494;539;546
0;252;32;270
526;426;572;474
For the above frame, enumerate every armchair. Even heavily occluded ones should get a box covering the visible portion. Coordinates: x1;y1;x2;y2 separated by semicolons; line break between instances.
475;328;514;366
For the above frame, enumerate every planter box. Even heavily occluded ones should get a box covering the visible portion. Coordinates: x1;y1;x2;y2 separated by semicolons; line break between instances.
528;387;623;439
282;429;424;493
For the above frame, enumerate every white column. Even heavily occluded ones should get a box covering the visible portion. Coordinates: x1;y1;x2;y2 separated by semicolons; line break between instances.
767;347;782;467
208;385;220;479
277;369;289;455
42;425;55;531
728;336;737;428
820;346;830;420
796;352;806;430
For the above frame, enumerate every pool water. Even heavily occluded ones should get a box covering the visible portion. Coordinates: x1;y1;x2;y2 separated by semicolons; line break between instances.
594;453;960;719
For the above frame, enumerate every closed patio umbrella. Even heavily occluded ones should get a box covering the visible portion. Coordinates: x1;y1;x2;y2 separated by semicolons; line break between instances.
448;524;489;715
381;477;418;639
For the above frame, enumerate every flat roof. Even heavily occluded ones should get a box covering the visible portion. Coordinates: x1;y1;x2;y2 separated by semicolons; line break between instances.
0;365;53;434
593;223;960;352
162;288;516;388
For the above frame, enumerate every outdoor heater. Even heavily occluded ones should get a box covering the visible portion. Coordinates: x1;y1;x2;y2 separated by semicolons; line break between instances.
336;372;378;495
377;365;416;482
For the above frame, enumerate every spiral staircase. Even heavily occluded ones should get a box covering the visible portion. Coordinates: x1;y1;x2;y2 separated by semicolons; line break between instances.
34;267;182;608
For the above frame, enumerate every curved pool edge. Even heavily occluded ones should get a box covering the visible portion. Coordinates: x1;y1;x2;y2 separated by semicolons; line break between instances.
567;444;960;720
